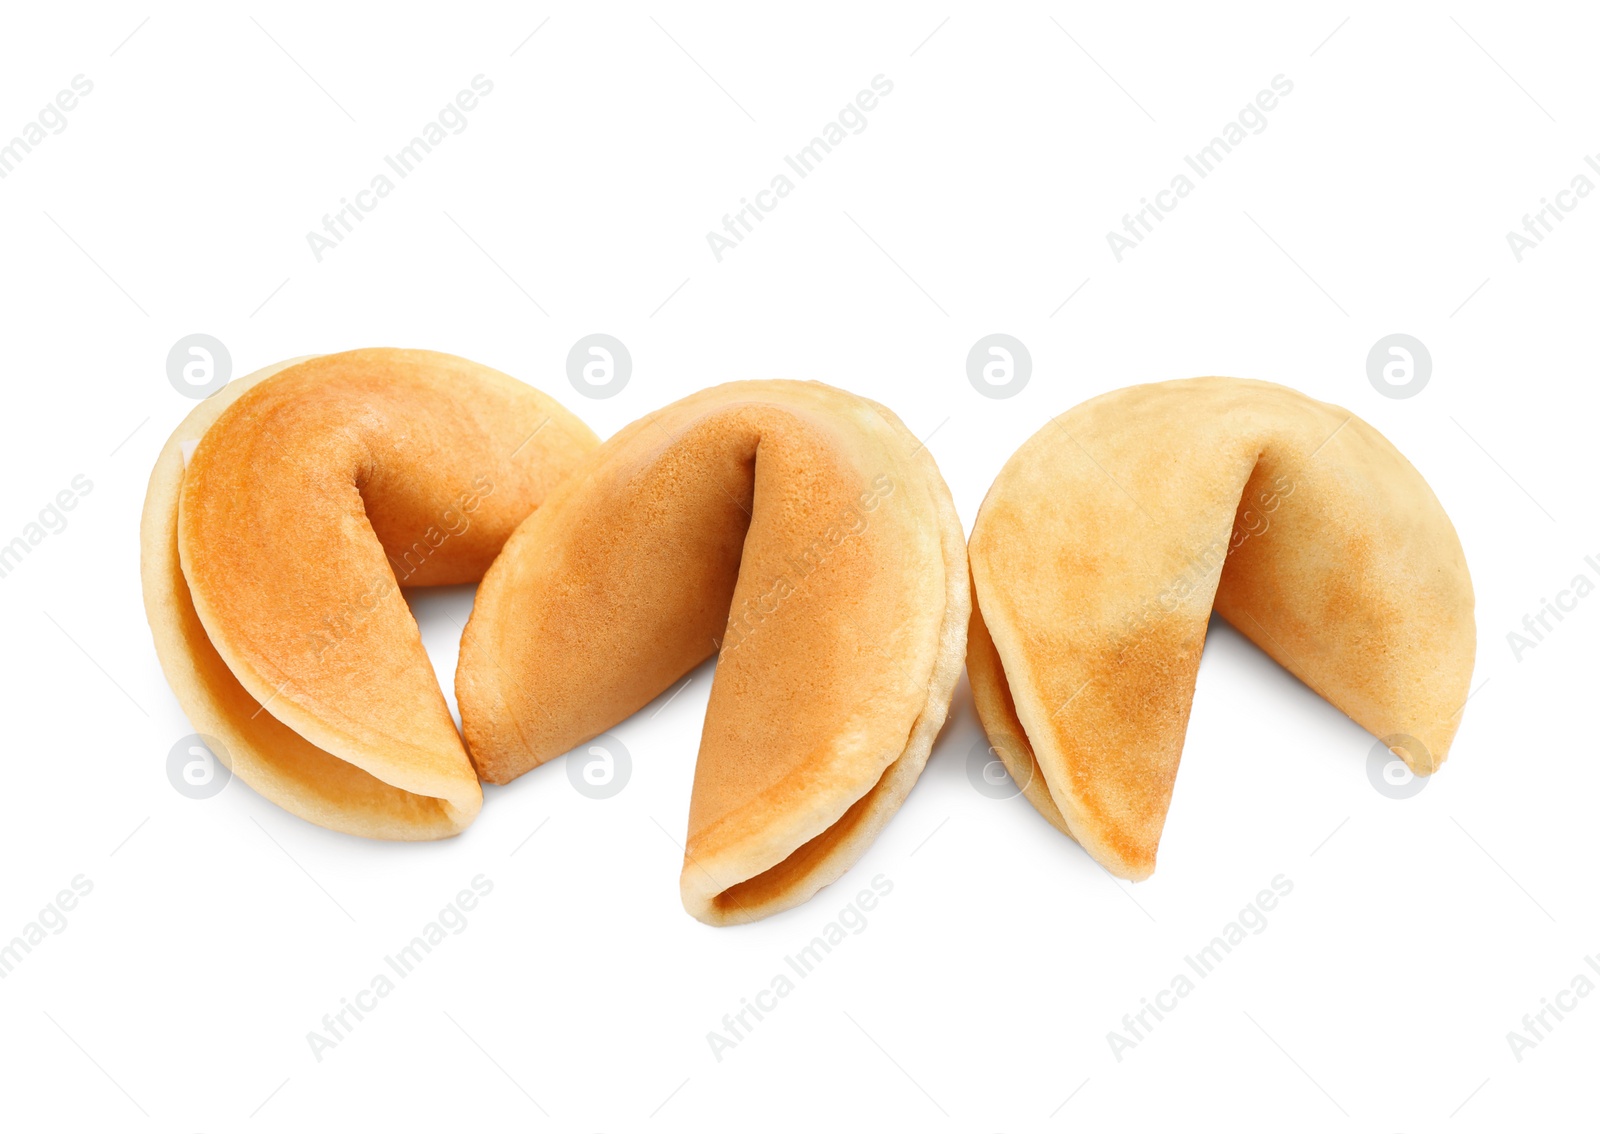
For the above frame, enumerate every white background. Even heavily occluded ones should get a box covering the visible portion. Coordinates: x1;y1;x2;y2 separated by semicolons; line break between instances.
0;2;1594;1130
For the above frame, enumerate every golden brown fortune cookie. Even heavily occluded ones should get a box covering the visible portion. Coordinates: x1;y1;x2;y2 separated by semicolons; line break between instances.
458;380;969;924
967;377;1474;879
141;348;598;838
